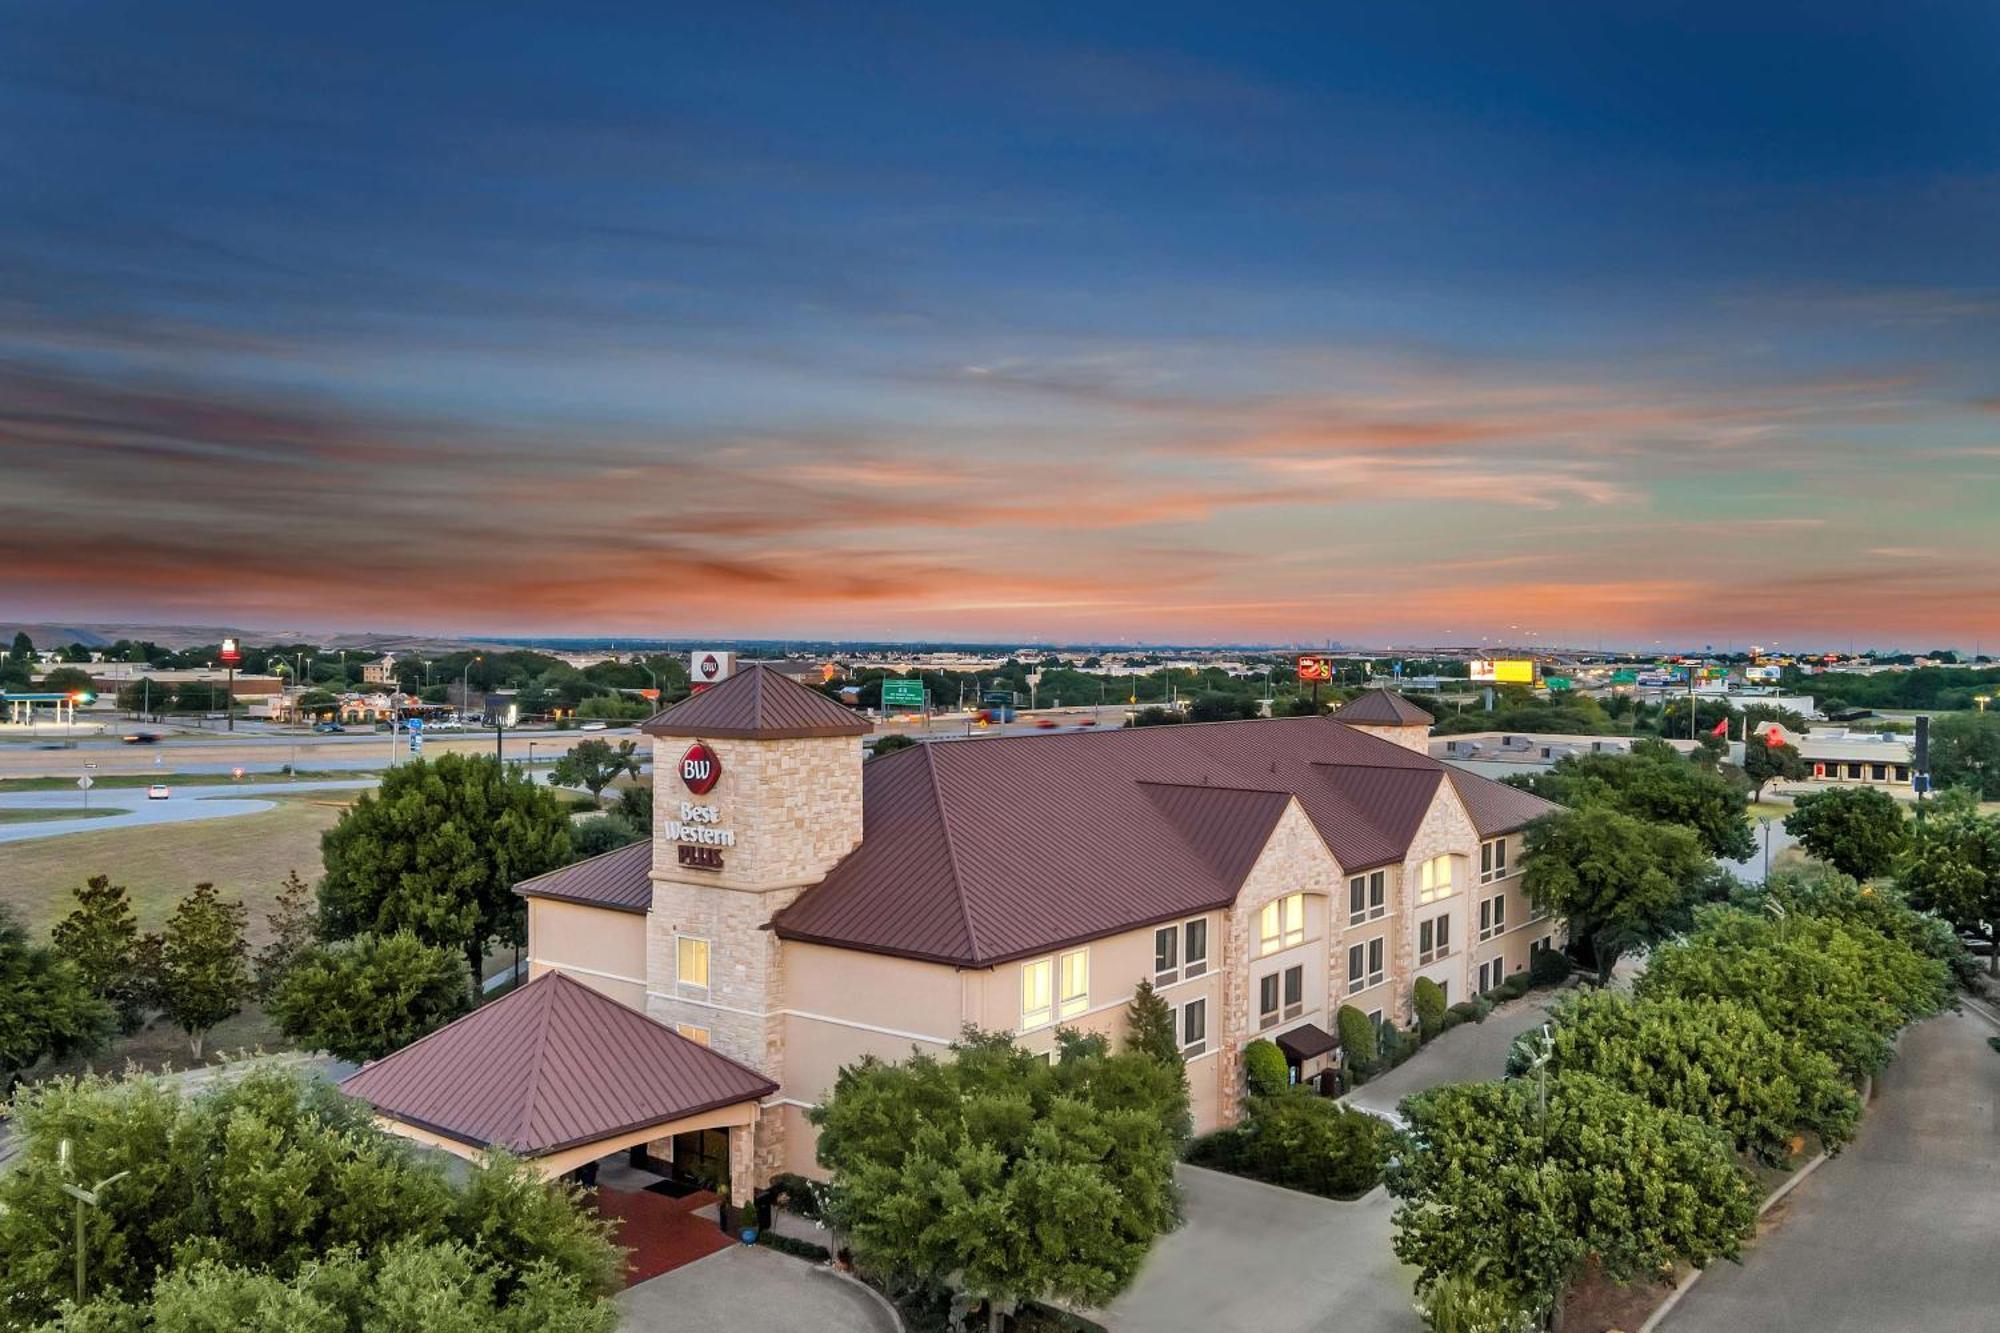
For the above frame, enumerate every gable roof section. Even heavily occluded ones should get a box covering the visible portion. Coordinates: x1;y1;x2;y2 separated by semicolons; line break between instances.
640;664;870;740
1331;689;1435;726
774;714;1510;967
1445;767;1561;838
513;840;652;914
340;971;775;1158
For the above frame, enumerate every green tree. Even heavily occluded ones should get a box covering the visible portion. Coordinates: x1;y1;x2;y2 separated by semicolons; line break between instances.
1508;738;1755;859
1520;804;1714;981
268;932;473;1062
1895;800;2000;975
156;883;250;1059
0;1066;619;1328
1930;711;2000;798
1413;976;1447;1041
1757;862;1976;988
1243;1038;1290;1098
1517;990;1858;1164
8;630;33;662
1390;1074;1756;1312
547;739;642;806
50;875;147;1031
1742;736;1807;802
870;732;918;757
1187;692;1259;723
809;1029;1181;1327
253;870;323;1002
569;814;643;857
1337;1004;1378;1068
1125;979;1178;1065
1231;1095;1390;1199
613;783;652;828
0;905;115;1087
1785;786;1908;880
318;754;572;985
41;665;96;695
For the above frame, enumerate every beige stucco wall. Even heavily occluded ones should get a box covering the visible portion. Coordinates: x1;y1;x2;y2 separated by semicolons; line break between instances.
526;899;646;1009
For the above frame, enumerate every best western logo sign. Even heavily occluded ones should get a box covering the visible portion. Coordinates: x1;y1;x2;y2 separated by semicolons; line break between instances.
666;800;734;871
679;741;720;794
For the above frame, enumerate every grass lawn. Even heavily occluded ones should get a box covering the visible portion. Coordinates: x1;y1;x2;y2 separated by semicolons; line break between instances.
0;795;355;944
0;769;359;793
0;806;119;825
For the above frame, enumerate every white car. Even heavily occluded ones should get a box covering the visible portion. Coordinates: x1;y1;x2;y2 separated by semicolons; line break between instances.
579;721;608;731
146;784;171;800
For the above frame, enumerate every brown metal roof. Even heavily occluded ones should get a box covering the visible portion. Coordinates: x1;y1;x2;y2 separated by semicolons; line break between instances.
772;714;1557;967
1275;1022;1338;1062
1331;689;1435;726
340;971;776;1157
640;664;870;740
1445;767;1562;839
513;840;652;914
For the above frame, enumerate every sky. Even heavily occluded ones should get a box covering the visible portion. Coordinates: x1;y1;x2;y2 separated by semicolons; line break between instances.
4;2;1999;649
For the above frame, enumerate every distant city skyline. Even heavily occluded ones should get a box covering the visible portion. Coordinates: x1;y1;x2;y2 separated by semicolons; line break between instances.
4;3;1998;644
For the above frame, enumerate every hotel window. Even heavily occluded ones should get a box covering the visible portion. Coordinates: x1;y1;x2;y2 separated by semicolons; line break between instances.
1258;964;1304;1031
1283;964;1303;1020
1180;997;1207;1057
1021;958;1053;1029
1184;918;1209;978
1348;870;1386;926
1059;949;1090;1019
1348;936;1385;994
1153;925;1179;984
1418;913;1451;964
1477;958;1502;993
1479;838;1508;884
675;1023;711;1047
1847;763;1863;780
1258;972;1281;1030
1259;893;1305;955
1871;763;1887;781
1478;893;1506;942
675;936;710;992
1418;855;1454;904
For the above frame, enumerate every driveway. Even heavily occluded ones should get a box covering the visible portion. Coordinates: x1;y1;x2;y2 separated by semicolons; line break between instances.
1344;993;1558;1126
619;1245;897;1332
1102;1164;1420;1333
1661;1007;2000;1333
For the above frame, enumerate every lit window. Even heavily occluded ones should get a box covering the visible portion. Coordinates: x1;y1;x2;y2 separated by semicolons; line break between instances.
675;1023;711;1046
1021;958;1053;1028
1259;893;1305;954
1153;925;1179;984
1059;949;1090;1019
1183;918;1209;977
676;936;710;991
1418;856;1455;904
1181;998;1207;1056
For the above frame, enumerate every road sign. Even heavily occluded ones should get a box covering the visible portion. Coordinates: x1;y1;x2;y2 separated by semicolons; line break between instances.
1545;676;1572;691
882;679;924;709
76;775;93;789
409;733;423;756
406;717;424;731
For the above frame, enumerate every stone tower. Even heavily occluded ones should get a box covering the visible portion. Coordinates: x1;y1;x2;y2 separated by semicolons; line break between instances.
635;665;869;1180
1329;689;1435;752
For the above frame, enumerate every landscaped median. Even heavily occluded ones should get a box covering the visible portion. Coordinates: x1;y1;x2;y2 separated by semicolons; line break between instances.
1384;864;1969;1332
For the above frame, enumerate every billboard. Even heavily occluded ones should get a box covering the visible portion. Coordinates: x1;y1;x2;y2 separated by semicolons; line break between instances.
1295;655;1334;683
690;650;736;685
1470;659;1536;684
1744;665;1781;682
219;636;242;667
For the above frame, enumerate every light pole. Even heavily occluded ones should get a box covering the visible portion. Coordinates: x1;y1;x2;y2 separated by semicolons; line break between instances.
529;740;537;776
1759;816;1772;883
57;1139;128;1307
1978;695;1992;713
461;656;482;724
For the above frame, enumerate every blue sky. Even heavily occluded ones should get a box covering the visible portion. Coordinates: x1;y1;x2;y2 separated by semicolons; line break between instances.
4;1;1998;646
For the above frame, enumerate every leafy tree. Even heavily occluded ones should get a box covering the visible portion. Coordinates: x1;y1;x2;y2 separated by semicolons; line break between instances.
254;870;323;1003
809;1028;1181;1327
1638;907;1951;1079
1520;804;1715;981
1517;990;1858;1164
1785;786;1908;880
870;732;918;757
318;754;572;985
0;1066;619;1328
1124;707;1185;727
1930;711;2000;798
1509;738;1755;860
1124;979;1178;1066
1228;1095;1390;1199
8;630;33;662
1413;976;1447;1041
1243;1038;1289;1098
156;883;250;1059
1895;800;2000;975
1757;863;1977;989
1414;1268;1544;1333
50;875;147;1031
268;932;472;1062
40;665;95;695
1187;692;1260;723
613;783;652;828
547;739;642;806
1742;735;1807;802
0;905;115;1087
1389;1074;1756;1311
569;815;643;858
1337;1004;1378;1067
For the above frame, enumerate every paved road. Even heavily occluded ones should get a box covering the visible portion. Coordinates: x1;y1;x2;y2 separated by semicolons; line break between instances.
1662;1007;2000;1333
620;1245;897;1332
1103;1164;1420;1333
1344;992;1559;1127
0;779;375;844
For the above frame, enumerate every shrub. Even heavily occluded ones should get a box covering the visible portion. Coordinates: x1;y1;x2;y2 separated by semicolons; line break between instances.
1337;1004;1378;1066
570;814;643;857
1492;973;1532;1002
1380;1024;1419;1070
1446;1001;1485;1027
1528;947;1573;988
768;1171;824;1219
1235;1095;1391;1199
1414;977;1447;1041
759;1231;832;1263
1243;1038;1290;1099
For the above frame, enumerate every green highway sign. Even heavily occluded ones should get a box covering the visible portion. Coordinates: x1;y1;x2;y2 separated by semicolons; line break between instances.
1611;669;1637;684
881;679;925;709
1545;676;1572;691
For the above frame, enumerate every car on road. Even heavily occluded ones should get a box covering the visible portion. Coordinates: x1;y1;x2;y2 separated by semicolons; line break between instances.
146;783;171;800
311;722;345;734
579;721;608;731
121;731;162;744
1034;717;1060;728
1076;717;1098;726
429;718;463;731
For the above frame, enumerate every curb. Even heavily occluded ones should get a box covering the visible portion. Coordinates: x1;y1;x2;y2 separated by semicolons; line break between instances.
1636;1070;1871;1333
810;1265;906;1332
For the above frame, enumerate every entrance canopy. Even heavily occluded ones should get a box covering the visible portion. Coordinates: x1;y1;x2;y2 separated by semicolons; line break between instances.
342;971;776;1177
1275;1022;1338;1064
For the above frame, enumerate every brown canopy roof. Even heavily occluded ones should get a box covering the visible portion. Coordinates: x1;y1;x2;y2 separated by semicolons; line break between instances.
1275;1022;1339;1062
514;839;652;914
640;664;870;740
772;715;1557;967
1331;689;1435;726
340;971;775;1157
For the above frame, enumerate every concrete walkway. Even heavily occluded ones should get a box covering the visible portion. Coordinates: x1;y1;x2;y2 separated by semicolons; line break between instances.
620;1244;898;1332
1103;1164;1420;1333
1660;1008;2000;1333
1344;992;1559;1126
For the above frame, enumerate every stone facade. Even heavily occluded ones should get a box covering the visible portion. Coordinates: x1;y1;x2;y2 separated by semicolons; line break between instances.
1345;721;1432;753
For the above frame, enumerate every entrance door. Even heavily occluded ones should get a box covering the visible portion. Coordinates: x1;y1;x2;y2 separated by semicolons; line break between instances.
662;1128;730;1195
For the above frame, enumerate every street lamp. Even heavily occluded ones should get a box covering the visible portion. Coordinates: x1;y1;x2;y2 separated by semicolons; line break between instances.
56;1139;128;1306
461;656;482;724
1977;695;1992;713
529;740;537;776
1759;816;1773;882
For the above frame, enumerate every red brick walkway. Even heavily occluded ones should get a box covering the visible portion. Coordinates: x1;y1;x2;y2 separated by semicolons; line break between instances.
594;1187;735;1286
